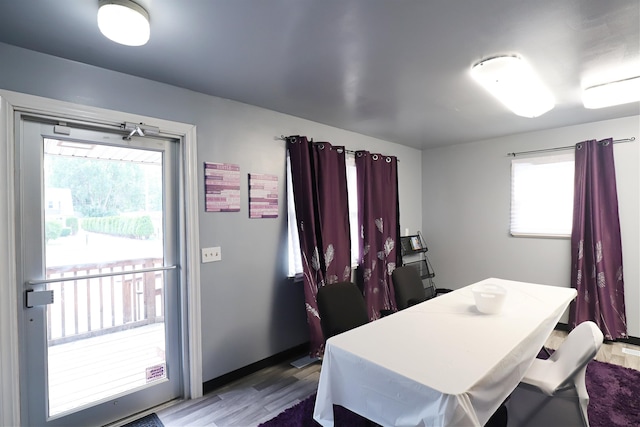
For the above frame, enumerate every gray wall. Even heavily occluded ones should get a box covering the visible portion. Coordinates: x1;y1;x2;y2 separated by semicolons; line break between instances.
0;43;423;382
422;116;640;336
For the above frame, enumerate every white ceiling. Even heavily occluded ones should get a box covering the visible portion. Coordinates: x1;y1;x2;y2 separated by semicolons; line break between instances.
0;0;638;149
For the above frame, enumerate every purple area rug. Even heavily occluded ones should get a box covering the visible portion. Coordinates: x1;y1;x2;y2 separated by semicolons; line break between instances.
259;358;640;427
585;360;640;426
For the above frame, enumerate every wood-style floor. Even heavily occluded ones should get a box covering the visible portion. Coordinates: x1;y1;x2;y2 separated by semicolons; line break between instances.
156;356;321;426
154;330;640;427
546;329;640;370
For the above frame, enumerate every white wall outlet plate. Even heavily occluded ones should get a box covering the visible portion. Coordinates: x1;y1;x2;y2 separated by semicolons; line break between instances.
202;246;221;263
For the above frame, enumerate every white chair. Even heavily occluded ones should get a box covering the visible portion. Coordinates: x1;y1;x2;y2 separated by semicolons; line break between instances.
506;321;604;427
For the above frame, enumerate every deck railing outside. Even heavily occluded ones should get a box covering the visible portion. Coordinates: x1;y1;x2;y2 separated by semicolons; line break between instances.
45;258;164;345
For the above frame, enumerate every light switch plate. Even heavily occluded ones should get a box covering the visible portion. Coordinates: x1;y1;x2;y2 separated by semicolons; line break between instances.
202;246;221;263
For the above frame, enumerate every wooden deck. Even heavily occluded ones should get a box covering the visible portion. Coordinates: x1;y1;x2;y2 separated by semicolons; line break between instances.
48;322;165;416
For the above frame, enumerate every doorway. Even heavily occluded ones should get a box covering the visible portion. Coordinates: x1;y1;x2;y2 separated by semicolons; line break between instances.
16;115;183;426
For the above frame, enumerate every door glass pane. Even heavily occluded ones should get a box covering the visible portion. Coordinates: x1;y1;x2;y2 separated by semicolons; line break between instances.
43;139;167;417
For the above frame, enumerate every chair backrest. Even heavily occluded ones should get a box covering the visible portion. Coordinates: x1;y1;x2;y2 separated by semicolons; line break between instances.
316;281;369;339
392;265;428;310
545;321;604;393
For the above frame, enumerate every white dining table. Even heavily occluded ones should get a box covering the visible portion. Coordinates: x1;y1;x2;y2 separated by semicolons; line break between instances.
313;278;577;427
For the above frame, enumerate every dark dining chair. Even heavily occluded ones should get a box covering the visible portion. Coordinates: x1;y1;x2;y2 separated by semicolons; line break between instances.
316;281;369;339
391;265;451;311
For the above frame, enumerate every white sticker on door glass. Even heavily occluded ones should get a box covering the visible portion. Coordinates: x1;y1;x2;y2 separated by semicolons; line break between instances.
146;363;166;382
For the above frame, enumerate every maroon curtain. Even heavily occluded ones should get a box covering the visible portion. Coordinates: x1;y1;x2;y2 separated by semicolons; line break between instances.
355;151;400;319
288;137;352;356
570;138;627;340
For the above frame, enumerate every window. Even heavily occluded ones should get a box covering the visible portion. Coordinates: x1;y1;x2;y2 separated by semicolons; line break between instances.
286;154;303;278
345;154;360;267
287;152;359;277
510;153;574;237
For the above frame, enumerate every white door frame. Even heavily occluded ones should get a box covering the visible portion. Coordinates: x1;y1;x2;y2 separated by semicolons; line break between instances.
0;89;203;427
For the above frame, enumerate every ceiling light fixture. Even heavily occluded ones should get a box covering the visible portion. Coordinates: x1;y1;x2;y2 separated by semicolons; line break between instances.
97;0;150;46
470;55;555;118
582;76;640;109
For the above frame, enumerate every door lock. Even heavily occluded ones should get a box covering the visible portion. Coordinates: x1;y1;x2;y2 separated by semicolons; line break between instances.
26;289;54;308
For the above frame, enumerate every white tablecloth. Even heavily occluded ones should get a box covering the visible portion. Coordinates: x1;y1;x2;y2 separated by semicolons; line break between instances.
313;278;577;427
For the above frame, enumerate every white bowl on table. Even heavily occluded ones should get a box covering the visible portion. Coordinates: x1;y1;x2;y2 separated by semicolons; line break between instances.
472;283;507;314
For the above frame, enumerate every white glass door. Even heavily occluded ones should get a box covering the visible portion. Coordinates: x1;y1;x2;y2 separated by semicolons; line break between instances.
17;115;182;426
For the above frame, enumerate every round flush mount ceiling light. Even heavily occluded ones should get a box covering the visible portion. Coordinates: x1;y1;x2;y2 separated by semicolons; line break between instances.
98;0;150;46
471;55;555;118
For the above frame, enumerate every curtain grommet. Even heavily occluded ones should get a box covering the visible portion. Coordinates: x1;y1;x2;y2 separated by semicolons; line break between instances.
386;157;392;163
372;154;379;161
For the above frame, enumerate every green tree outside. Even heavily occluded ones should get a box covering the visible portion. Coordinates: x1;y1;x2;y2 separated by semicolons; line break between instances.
45;155;162;218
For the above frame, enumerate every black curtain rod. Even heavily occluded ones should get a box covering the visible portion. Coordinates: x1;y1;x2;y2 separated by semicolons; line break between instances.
507;137;636;157
279;135;636;158
275;135;360;156
275;135;401;161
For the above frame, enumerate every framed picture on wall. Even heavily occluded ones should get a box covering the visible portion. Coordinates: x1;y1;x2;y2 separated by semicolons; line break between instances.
249;173;278;218
204;162;241;212
410;236;422;250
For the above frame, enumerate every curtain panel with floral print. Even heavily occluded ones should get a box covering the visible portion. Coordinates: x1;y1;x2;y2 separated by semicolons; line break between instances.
355;150;401;319
287;137;352;356
570;138;627;340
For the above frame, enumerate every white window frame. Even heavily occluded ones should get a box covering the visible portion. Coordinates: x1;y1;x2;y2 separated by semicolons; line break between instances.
510;153;575;238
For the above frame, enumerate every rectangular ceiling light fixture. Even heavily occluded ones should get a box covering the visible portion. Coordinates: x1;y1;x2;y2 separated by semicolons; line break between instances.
471;55;555;118
582;76;640;109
